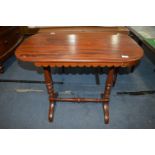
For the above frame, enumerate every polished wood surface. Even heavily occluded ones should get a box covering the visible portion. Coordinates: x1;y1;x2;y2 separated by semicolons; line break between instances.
19;26;129;35
15;31;143;124
16;32;143;67
44;67;55;122
38;26;129;34
44;66;117;124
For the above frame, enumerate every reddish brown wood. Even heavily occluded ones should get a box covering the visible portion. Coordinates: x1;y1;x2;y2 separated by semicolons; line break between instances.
50;98;105;102
102;68;115;124
35;61;140;68
16;32;143;67
43;67;55;122
38;26;129;34
15;31;144;124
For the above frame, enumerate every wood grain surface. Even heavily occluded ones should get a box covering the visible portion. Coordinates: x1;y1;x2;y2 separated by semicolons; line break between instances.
15;31;144;124
15;32;143;67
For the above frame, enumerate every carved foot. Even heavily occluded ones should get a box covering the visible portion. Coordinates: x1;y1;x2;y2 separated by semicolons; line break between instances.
48;102;55;122
43;67;55;122
103;103;109;124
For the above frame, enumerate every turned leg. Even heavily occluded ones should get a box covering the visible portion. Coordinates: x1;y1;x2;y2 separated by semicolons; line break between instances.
0;63;4;73
43;66;55;122
103;67;115;124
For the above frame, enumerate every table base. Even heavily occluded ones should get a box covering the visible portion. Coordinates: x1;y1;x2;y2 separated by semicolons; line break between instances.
43;66;117;124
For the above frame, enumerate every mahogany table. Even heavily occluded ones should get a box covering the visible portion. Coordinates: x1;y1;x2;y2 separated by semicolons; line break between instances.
15;32;143;124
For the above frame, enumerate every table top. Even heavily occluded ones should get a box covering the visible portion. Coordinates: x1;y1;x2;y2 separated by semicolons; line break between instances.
16;32;143;67
38;26;129;34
